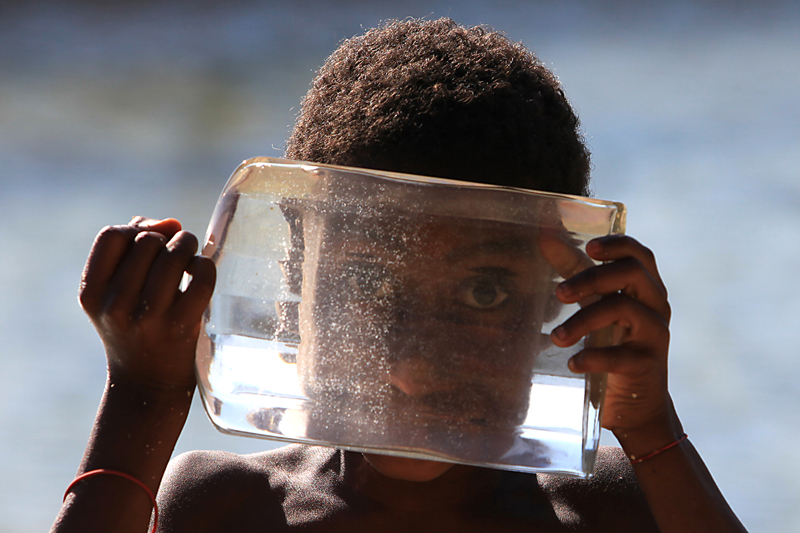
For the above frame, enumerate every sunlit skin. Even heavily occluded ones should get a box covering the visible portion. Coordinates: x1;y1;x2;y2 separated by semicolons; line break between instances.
364;453;456;482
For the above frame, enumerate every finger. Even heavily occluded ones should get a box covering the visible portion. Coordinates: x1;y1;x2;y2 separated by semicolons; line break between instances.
556;257;671;322
538;229;595;280
173;255;216;325
568;344;661;377
551;293;669;348
79;225;139;316
139;231;199;315
130;217;183;241
586;235;667;297
103;231;169;319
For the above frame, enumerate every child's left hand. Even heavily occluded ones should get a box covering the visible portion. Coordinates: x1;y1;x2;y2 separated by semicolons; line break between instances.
545;234;681;452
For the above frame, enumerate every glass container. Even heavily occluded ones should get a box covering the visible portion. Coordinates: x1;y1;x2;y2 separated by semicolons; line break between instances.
196;157;626;478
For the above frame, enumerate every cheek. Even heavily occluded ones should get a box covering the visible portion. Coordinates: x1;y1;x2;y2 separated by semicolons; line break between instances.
363;453;456;482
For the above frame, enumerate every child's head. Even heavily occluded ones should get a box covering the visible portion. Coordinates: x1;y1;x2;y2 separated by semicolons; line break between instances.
282;18;591;482
285;17;591;196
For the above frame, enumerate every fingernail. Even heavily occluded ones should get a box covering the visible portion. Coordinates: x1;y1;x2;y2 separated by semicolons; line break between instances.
553;326;567;341
557;282;574;298
586;239;602;253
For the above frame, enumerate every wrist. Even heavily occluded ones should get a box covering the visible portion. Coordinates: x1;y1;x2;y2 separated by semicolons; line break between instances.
101;374;195;430
613;406;684;462
80;377;194;484
106;363;196;400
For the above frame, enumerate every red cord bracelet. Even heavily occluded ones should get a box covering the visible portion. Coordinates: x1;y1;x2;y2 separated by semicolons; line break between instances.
629;433;688;465
63;469;158;533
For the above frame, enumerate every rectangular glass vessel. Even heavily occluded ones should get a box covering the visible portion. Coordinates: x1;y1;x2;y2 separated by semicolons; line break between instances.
196;157;626;478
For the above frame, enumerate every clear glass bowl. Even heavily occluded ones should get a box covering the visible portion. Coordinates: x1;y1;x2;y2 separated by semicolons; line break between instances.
196;157;627;478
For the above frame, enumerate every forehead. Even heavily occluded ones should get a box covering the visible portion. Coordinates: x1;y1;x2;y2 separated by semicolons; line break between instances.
306;210;538;261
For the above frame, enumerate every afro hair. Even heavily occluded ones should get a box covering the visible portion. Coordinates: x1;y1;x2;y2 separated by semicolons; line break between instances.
286;18;591;196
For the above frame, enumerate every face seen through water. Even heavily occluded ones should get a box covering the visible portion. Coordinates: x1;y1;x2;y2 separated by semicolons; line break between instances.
291;204;557;469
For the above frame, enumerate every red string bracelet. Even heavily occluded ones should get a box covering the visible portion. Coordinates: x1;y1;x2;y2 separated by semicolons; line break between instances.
629;433;689;465
63;469;158;533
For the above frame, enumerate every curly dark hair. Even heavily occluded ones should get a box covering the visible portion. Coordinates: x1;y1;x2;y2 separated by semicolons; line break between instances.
285;18;590;196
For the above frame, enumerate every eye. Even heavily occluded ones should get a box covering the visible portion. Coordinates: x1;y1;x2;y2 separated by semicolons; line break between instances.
345;263;396;299
458;276;511;309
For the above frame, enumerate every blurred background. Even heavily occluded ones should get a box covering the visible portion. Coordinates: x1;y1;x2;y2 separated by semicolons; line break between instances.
1;1;798;531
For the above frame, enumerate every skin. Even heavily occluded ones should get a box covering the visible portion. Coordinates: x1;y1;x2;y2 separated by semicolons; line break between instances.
51;217;747;533
363;453;454;481
53;218;214;533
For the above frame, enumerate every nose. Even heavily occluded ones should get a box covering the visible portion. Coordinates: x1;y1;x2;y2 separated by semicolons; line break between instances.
384;357;457;397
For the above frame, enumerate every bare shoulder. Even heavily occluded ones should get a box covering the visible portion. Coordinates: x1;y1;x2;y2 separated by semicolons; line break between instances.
158;445;336;532
536;446;660;532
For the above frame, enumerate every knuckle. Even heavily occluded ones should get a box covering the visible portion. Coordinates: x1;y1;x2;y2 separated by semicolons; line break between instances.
136;311;160;333
95;225;116;240
96;224;136;242
604;234;634;250
622;235;643;248
175;230;199;249
99;303;132;331
168;229;193;245
77;279;92;302
191;257;217;285
95;224;121;240
135;231;168;247
656;322;670;344
164;232;199;260
78;285;99;315
662;300;672;322
639;246;656;265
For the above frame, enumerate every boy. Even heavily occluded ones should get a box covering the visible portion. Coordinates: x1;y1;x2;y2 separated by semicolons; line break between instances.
52;18;746;532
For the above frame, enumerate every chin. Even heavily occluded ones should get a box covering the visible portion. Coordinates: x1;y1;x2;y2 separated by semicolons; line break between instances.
363;453;456;482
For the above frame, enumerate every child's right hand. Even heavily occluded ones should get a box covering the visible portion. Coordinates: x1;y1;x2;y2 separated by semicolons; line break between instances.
78;217;216;393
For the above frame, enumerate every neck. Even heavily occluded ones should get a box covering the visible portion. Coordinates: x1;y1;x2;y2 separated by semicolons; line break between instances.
343;452;502;512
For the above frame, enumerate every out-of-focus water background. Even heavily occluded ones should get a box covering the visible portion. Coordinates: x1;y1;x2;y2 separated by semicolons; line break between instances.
1;1;798;531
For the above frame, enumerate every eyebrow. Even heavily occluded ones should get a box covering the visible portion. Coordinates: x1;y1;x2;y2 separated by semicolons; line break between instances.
445;238;535;263
469;266;517;277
